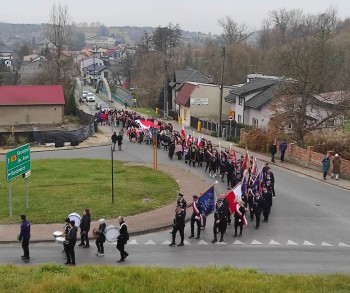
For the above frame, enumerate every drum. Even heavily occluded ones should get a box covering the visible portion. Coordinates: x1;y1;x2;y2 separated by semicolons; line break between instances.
55;236;66;244
53;231;63;238
104;225;120;243
68;212;81;227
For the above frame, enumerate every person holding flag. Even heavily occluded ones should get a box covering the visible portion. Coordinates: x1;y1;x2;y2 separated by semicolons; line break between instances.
233;199;247;237
188;195;203;239
212;198;228;243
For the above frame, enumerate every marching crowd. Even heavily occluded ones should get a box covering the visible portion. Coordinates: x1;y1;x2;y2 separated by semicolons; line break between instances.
17;108;277;263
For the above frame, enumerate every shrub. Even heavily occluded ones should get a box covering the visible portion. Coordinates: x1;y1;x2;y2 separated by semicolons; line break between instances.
17;136;28;145
211;131;217;137
304;130;350;160
5;133;16;147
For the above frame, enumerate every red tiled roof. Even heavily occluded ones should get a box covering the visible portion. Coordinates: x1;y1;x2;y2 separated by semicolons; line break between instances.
0;85;65;106
174;82;196;106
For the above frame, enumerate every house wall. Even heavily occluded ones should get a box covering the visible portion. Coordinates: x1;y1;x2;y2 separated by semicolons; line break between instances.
179;105;191;127
0;105;64;126
244;105;271;128
228;96;244;124
189;85;231;122
20;61;47;84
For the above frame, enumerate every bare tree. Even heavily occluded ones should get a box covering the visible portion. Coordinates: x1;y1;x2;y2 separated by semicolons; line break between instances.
257;18;272;49
269;9;350;143
269;8;291;46
45;3;72;86
218;16;254;45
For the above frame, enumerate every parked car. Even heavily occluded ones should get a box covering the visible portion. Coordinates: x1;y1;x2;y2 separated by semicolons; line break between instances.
82;91;88;100
86;92;96;102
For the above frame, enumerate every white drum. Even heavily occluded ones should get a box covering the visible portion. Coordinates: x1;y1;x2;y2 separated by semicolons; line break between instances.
104;225;120;243
53;231;63;238
68;212;81;227
55;236;66;244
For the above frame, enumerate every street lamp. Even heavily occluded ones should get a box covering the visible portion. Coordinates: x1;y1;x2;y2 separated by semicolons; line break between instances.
150;126;159;170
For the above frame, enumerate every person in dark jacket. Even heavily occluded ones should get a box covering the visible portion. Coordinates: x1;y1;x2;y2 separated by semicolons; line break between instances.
322;153;331;180
253;191;264;229
269;141;277;163
265;168;276;198
168;142;175;160
79;208;91;248
212;198;228;243
111;132;118;151
262;185;273;223
95;219;106;256
117;216;129;262
188;195;203;239
279;140;288;162
65;220;78;265
234;200;246;237
117;132;123;151
169;207;186;246
19;214;30;261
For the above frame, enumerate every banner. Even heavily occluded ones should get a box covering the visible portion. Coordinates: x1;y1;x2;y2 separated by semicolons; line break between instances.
198;186;215;216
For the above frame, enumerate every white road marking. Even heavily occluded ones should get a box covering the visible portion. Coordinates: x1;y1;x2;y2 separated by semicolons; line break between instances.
251;240;262;245
145;240;156;245
321;242;332;247
339;242;349;247
303;241;314;246
197;240;209;245
128;239;138;245
233;240;244;245
269;240;281;245
162;240;171;245
286;240;298;245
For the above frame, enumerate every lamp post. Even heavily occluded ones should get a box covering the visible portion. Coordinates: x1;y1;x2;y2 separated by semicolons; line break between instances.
218;47;226;137
150;126;159;170
164;60;168;119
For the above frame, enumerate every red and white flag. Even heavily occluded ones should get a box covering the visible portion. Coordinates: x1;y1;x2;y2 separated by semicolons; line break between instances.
234;203;248;226
225;183;242;215
181;127;186;138
197;135;202;148
242;149;251;171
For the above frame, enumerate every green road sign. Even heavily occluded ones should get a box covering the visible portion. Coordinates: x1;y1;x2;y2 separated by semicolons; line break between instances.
6;144;31;181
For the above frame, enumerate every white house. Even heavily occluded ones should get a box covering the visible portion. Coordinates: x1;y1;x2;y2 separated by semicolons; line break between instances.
80;57;104;71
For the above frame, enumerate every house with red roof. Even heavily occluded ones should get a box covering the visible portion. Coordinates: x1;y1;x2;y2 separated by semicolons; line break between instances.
175;82;231;127
0;85;65;126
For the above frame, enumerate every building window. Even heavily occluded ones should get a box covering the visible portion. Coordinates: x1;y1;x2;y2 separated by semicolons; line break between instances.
288;123;293;129
239;96;243;105
238;114;242;124
252;118;258;128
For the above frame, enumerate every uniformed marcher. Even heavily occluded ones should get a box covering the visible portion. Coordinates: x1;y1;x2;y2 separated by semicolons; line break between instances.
212;198;228;243
188;195;203;239
262;185;273;223
176;193;187;211
234;200;246;237
19;214;30;262
169;207;186;247
116;216;129;262
253;191;264;229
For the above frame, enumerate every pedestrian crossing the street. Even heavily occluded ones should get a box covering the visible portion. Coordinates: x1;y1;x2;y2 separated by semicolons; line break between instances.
109;239;350;247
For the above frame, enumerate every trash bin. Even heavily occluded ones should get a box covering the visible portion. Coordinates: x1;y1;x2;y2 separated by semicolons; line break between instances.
197;121;201;132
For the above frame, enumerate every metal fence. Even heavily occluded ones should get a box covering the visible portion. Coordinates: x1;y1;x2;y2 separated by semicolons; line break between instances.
190;116;241;138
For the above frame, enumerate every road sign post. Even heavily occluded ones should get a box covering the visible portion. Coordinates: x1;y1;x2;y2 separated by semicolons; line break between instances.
5;144;31;218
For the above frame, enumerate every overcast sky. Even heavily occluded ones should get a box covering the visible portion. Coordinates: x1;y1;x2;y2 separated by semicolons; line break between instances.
1;0;350;34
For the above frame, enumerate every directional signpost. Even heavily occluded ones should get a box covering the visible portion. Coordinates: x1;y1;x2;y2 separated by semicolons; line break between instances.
6;144;31;218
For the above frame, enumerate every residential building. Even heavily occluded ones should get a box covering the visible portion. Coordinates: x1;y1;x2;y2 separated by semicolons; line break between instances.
0;85;65;126
175;82;231;127
20;60;48;84
169;69;213;112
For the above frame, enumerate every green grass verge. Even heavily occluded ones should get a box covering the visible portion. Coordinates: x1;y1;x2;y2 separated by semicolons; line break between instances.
0;159;178;224
1;265;350;292
131;107;159;117
344;121;350;133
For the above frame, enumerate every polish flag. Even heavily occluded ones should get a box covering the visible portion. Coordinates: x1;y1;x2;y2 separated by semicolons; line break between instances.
181;127;186;138
242;149;251;171
225;183;242;215
197;136;202;148
252;156;258;174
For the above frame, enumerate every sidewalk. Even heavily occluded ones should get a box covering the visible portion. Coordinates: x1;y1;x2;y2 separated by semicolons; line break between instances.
1;93;350;243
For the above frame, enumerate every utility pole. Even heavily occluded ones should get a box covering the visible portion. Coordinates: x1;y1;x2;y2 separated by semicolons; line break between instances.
218;47;226;137
164;60;168;119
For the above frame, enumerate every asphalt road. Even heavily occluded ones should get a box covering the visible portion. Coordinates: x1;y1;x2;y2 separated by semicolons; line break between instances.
1;131;350;273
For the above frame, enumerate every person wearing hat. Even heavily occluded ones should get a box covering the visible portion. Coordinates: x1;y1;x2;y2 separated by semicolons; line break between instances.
64;220;78;265
262;185;273;223
169;206;186;247
18;214;30;261
94;219;106;256
331;154;341;180
176;193;187;213
212;198;228;243
253;191;264;229
188;195;203;239
116;216;129;262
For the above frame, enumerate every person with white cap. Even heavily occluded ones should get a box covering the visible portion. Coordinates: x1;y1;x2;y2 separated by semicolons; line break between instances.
332;154;341;180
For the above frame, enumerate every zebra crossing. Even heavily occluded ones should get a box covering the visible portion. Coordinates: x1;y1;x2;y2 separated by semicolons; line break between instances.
108;239;350;247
